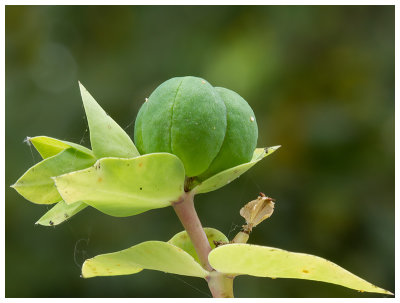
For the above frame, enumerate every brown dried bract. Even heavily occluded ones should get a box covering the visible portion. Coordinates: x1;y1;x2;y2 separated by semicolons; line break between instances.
240;192;275;231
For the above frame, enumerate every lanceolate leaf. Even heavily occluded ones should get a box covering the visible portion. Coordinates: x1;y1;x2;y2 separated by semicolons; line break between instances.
79;82;139;159
168;228;229;265
29;136;94;159
54;153;185;217
193;146;280;194
82;241;208;278
208;243;393;295
11;148;96;204
36;200;88;226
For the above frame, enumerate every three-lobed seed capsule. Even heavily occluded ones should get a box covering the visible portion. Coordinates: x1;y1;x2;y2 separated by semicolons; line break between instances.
134;76;258;180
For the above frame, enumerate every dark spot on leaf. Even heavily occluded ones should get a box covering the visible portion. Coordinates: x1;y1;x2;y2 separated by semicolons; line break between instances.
49;220;54;226
140;187;142;190
64;213;69;218
302;269;309;273
139;162;143;167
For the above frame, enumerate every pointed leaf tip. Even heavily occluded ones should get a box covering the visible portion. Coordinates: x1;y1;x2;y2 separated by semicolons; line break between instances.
194;145;279;194
79;83;139;159
79;82;89;98
36;200;88;226
270;145;281;150
23;136;32;144
28;136;94;159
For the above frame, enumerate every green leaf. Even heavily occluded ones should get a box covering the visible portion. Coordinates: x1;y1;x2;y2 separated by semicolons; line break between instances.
79;82;139;159
168;227;229;264
35;200;88;226
82;241;208;278
193;146;280;194
11;148;96;204
54;153;185;217
29;136;94;159
208;243;393;295
14;137;93;221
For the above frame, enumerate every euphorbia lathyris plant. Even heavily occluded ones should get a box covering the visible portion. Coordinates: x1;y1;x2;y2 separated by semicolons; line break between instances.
12;77;393;297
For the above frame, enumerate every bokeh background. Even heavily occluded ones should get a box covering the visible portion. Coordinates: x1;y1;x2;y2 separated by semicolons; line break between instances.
5;5;394;298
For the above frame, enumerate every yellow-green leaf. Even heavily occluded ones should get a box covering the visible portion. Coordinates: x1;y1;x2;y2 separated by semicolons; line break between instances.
168;227;228;264
82;241;208;278
11;148;96;204
54;153;185;217
29;136;94;159
208;243;393;295
193;146;280;194
35;200;88;226
79;82;139;159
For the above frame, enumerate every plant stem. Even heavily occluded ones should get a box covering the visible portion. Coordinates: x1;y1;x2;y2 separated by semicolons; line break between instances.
172;191;234;297
172;191;213;272
232;230;249;244
206;271;234;298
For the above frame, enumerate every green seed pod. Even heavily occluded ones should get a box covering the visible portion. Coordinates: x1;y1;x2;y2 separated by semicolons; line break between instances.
135;76;227;177
198;87;258;180
134;77;258;180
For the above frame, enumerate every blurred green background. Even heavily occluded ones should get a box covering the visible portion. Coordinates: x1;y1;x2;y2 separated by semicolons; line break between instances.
5;5;394;298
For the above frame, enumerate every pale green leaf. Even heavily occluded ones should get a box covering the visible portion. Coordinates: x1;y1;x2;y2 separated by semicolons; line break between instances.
11;148;96;204
82;241;208;278
35;200;88;226
168;227;229;264
29;136;94;159
54;153;185;217
208;243;393;295
194;146;280;194
79;82;139;159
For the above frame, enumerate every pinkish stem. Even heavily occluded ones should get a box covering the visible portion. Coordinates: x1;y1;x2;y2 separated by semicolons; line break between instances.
206;271;234;298
172;191;235;297
172;191;213;272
